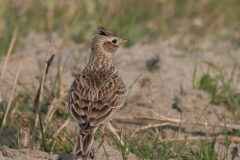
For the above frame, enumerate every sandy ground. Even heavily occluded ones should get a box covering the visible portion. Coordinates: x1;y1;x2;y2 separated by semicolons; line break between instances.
0;33;240;159
0;137;136;160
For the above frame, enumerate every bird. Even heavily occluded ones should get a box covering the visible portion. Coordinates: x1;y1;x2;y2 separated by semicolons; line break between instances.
68;26;128;160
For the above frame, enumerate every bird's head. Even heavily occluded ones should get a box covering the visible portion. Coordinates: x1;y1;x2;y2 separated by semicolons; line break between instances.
92;26;129;56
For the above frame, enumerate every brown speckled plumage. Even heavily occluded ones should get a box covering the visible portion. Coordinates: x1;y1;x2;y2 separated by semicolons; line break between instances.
68;26;128;160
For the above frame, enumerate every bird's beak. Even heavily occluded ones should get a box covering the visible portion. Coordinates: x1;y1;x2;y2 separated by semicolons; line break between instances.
120;39;129;45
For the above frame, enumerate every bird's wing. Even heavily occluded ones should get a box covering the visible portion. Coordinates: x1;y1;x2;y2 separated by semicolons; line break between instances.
68;73;126;130
89;78;126;126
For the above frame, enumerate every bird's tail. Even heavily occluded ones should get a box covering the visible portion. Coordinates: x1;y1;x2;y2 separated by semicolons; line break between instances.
73;126;98;160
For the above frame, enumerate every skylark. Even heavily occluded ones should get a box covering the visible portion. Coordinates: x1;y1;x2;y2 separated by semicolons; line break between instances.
68;26;128;160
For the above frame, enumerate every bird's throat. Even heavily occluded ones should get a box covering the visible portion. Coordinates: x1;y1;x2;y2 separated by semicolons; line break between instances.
88;51;113;71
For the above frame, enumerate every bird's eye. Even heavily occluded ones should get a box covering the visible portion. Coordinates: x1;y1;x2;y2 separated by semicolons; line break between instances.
112;39;117;44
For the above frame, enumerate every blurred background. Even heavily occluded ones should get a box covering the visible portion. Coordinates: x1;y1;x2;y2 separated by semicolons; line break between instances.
1;0;240;159
1;0;240;55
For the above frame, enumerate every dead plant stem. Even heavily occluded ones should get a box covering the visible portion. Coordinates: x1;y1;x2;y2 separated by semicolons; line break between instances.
0;27;18;79
31;33;55;150
0;62;21;133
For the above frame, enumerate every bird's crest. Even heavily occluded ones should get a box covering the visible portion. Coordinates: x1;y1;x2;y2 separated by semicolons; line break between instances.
97;26;117;37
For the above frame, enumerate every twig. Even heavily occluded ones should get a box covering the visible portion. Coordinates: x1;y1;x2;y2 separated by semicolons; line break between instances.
167;135;240;143
0;27;18;79
130;123;172;138
0;62;21;133
31;33;55;150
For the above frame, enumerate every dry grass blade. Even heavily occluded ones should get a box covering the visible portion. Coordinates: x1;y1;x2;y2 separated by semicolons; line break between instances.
39;92;67;138
34;54;55;112
47;93;67;122
50;118;70;152
113;116;159;121
0;62;21;133
0;27;18;80
45;99;58;124
106;122;124;147
31;34;55;150
53;118;70;139
160;34;180;48
151;110;240;130
115;110;240;132
167;135;240;143
130;122;172;138
58;60;64;96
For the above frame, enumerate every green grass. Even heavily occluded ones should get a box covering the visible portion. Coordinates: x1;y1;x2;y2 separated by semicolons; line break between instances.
108;123;230;160
195;52;240;117
107;107;234;159
1;0;240;55
190;137;218;160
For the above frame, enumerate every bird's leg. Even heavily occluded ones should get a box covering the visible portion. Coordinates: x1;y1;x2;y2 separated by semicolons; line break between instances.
99;125;108;139
96;125;112;152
